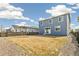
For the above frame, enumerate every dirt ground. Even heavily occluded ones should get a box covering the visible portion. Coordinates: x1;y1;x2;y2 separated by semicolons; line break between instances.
0;35;68;56
0;37;26;56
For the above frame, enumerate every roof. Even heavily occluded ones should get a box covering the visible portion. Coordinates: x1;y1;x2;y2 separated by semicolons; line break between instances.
39;13;70;22
12;25;39;29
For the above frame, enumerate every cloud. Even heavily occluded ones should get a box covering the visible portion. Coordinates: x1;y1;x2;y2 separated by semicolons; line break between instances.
70;23;75;29
4;26;11;29
72;4;79;9
0;3;24;11
15;22;30;26
75;26;79;29
0;3;38;25
39;17;45;21
46;5;76;16
30;19;35;22
71;23;75;26
70;23;79;30
0;3;29;20
67;3;76;5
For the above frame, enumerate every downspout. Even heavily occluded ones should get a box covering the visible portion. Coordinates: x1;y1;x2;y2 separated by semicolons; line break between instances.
67;13;71;36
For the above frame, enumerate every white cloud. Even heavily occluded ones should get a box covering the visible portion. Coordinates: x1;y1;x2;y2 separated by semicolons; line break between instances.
15;20;38;27
67;3;76;5
39;17;45;21
0;3;38;25
0;3;29;20
71;23;75;26
70;23;79;30
70;23;75;29
4;26;11;29
72;4;79;9
75;26;79;29
30;19;35;22
0;3;24;11
15;22;30;27
46;5;76;16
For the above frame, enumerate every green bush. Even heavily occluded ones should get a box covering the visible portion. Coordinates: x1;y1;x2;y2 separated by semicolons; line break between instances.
70;30;76;36
75;32;79;44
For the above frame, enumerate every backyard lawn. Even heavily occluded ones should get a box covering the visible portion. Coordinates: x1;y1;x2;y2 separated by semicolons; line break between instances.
4;35;68;56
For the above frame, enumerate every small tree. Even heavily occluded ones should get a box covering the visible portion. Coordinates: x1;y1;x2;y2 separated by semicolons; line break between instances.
75;16;79;44
70;29;76;36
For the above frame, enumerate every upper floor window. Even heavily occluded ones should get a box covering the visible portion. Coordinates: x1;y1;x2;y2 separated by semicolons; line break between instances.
40;21;43;26
49;19;51;23
58;16;64;22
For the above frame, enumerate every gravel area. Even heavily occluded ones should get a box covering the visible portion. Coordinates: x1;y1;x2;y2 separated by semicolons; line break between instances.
0;37;26;56
68;34;79;56
59;34;79;56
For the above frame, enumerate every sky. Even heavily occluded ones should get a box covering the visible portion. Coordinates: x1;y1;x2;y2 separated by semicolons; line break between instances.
0;3;79;29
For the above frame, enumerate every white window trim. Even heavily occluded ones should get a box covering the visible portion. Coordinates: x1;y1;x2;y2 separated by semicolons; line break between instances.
55;26;61;32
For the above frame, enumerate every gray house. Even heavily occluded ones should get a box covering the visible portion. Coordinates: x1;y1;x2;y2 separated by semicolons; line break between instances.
39;13;71;36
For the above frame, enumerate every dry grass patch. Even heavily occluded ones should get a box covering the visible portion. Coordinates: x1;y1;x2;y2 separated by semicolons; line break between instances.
6;35;68;56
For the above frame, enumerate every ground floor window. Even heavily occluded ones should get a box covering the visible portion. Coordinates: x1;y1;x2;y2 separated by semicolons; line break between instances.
55;26;61;32
44;27;51;34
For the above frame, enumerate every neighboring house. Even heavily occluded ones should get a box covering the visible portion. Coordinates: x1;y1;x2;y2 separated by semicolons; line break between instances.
9;25;39;34
39;13;71;36
10;25;27;32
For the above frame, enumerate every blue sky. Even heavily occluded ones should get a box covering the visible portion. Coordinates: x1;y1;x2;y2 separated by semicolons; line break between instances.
0;3;79;29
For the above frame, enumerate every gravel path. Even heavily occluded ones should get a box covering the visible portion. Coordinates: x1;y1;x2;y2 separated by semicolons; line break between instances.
0;37;26;56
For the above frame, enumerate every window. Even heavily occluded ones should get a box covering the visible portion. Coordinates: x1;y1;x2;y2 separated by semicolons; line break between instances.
40;21;43;26
58;16;64;22
58;17;61;22
49;19;51;23
44;27;51;34
55;26;61;32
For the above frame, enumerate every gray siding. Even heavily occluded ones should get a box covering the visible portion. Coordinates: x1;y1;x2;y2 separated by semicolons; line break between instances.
39;13;70;36
51;15;67;35
39;20;51;35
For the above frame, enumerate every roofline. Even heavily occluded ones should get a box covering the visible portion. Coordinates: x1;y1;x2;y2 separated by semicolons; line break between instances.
39;13;70;22
12;25;39;29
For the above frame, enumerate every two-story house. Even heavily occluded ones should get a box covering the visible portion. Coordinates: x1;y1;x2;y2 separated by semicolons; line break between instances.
39;13;71;36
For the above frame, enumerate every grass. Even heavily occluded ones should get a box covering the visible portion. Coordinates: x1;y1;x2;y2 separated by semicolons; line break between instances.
5;35;68;56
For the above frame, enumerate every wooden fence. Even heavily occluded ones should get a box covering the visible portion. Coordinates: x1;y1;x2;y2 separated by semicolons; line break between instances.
0;32;39;37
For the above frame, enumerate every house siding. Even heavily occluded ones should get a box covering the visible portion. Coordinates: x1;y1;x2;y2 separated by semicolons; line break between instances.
39;13;70;36
51;15;67;35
